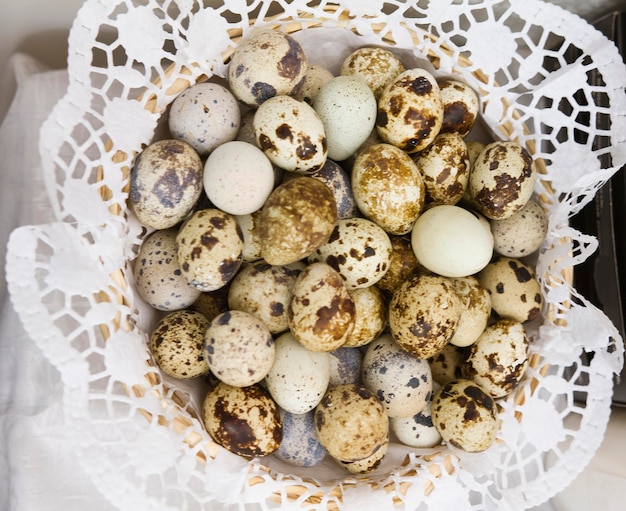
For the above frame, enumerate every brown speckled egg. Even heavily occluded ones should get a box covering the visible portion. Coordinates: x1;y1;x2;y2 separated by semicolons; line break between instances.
340;47;405;99
376;234;422;294
228;262;301;334
439;79;480;137
228;30;307;107
428;343;469;386
234;210;263;263
176;209;243;292
344;285;387;348
202;382;282;457
390;386;442;448
389;273;462;359
464;319;529;398
314;383;388;462
253;95;327;173
477;256;543;323
187;285;231;323
134;228;201;311
259;177;337;266
490;198;549;257
352;143;425;235
431;379;498;452
149;310;210;379
293;64;334;104
288;262;356;352
361;334;432;418
448;276;491;348
413;132;470;206
375;68;443;153
205;310;275;387
336;438;389;474
129;139;203;229
468;141;537;220
308;217;393;289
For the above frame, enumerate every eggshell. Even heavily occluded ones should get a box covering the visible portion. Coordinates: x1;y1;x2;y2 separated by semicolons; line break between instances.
308;217;393;289
375;234;422;294
228;30;307;107
490;198;549;257
352;143;425;235
431;379;498;453
313;75;377;161
149;310;210;379
438;79;480;137
202;382;282;457
205;310;275;387
361;334;432;418
340;47;405;99
265;331;330;414
344;285;387;348
293;64;335;104
228;262;301;334
259;177;337;266
388;273;462;359
411;205;494;278
468;141;537;220
328;347;363;386
448;276;491;348
168;82;240;156
274;409;328;467
129;139;203;229
254;95;327;173
464;319;529;398
428;343;469;386
376;68;444;153
134;228;201;311
288;262;356;352
176;208;243;292
391;387;442;448
314;383;388;462
203;141;275;215
477;256;543;323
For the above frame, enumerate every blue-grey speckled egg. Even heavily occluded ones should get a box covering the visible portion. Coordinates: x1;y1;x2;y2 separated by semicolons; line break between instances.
328;347;363;386
273;408;327;467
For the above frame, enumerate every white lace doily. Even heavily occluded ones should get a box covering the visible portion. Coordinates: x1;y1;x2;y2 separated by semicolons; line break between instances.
6;1;626;510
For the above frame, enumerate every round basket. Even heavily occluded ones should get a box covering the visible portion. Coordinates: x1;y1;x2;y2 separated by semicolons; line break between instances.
6;1;626;510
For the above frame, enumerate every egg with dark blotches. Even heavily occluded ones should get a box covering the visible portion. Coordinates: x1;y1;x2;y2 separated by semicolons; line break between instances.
391;386;442;449
335;438;389;474
340;47;405;99
328;347;363;386
428;343;469;387
448;276;491;348
375;234;421;294
293;64;334;104
129;139;204;229
274;408;328;467
187;285;231;323
438;79;479;138
344;285;387;348
361;333;432;418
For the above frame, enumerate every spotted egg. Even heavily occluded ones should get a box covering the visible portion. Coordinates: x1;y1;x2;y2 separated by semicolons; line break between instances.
293;64;334;104
428;343;469;386
328;347;363;386
129;139;204;229
375;68;444;153
176;208;243;292
343;285;387;348
234;210;263;263
336;438;389;474
438;79;480;137
448;276;491;348
274;408;328;467
228;30;307;107
490;198;549;258
340;47;405;99
361;333;432;418
375;234;422;294
202;382;282;457
391;384;442;449
188;286;231;323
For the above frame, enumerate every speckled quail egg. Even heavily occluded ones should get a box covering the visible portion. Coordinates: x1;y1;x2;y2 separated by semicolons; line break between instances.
289;262;356;352
228;262;301;334
464;319;529;398
187;286;231;323
389;273;462;359
362;333;432;418
477;256;543;323
413;132;470;206
336;438;389;474
431;378;499;453
149;310;210;379
274;408;328;467
391;384;442;449
328;347;363;386
234;210;263;263
352;143;425;235
428;343;469;386
411;205;494;278
176;209;243;292
490;198;549;257
134;228;201;311
344;285;387;348
265;331;330;414
204;310;275;387
168;82;240;157
376;68;444;153
202;382;282;457
228;30;307;107
340;47;405;99
259;176;337;266
314;383;388;462
448;276;491;348
293;64;334;104
308;217;393;289
254;95;327;173
313;75;377;161
468;141;537;220
129;139;204;229
376;234;422;294
438;79;480;137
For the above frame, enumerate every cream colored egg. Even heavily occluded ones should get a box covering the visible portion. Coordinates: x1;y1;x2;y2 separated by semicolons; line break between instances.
448;276;491;348
343;285;387;348
439;79;480;137
340;47;405;99
391;395;442;449
234;210;263;263
490;198;549;257
293;64;335;104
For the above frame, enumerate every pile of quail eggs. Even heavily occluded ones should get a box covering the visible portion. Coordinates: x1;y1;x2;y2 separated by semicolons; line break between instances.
130;29;548;473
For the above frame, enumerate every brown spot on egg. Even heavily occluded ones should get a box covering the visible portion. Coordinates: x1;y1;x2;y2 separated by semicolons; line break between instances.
277;36;305;80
